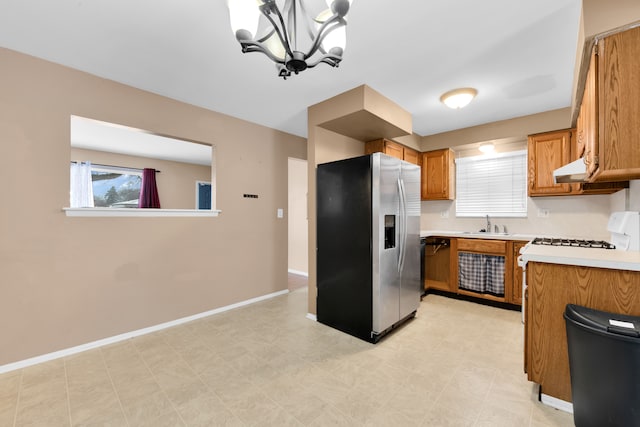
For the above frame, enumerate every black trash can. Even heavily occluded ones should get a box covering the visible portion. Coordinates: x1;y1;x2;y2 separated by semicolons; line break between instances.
564;304;640;427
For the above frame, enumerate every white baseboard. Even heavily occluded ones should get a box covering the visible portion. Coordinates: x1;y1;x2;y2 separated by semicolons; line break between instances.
288;269;308;277
541;393;573;414
306;313;317;321
0;289;289;374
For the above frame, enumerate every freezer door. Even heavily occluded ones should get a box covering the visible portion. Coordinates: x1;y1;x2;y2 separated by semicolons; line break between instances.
399;162;421;318
372;154;402;334
316;155;373;341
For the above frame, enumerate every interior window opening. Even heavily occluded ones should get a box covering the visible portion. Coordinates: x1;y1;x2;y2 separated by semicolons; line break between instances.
69;115;215;212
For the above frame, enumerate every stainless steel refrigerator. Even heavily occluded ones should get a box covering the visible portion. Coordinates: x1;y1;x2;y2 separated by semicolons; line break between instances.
316;153;421;343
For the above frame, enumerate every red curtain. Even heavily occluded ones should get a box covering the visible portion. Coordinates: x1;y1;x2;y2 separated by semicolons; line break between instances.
138;168;161;208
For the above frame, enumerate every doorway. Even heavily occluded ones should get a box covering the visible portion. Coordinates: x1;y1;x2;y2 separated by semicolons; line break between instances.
288;157;308;291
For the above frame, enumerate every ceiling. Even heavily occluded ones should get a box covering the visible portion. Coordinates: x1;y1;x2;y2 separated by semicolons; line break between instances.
0;0;582;139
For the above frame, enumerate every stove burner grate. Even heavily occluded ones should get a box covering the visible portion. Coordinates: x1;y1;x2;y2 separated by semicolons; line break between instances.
531;237;615;249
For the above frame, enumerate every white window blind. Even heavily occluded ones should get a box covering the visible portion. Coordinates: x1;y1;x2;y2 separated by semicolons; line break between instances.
455;150;527;217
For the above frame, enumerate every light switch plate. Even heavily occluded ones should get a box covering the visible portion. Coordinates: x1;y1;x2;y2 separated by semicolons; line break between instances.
537;208;550;218
277;208;284;218
440;210;449;218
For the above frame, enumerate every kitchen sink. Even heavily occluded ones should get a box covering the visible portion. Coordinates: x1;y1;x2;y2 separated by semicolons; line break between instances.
461;231;511;237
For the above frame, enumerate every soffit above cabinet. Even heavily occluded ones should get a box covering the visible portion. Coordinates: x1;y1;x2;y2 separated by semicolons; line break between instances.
318;110;411;141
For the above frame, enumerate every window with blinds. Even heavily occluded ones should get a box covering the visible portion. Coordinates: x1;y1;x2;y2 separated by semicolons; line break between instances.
455;150;527;217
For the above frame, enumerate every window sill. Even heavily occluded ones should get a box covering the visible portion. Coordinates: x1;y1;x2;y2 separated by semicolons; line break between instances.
63;208;221;217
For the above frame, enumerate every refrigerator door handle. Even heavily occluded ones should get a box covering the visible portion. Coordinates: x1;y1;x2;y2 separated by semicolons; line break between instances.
397;178;404;272
398;178;407;273
401;178;408;272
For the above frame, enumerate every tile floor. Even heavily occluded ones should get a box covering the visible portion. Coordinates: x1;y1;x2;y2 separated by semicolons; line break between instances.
0;287;574;426
287;273;308;292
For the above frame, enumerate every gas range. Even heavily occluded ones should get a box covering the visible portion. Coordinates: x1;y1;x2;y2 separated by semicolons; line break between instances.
519;212;640;324
530;237;616;250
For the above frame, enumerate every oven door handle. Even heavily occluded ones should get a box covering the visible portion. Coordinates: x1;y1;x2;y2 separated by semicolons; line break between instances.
520;258;526;324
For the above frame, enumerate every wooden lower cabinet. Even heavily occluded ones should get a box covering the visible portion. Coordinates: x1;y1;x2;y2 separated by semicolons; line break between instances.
526;262;640;402
512;241;527;305
524;285;529;374
455;238;511;303
424;238;525;306
424;237;454;292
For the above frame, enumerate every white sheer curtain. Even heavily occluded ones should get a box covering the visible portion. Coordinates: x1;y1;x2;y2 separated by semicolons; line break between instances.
70;161;94;207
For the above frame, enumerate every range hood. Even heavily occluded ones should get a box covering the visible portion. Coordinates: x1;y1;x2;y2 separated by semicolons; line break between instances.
553;158;587;183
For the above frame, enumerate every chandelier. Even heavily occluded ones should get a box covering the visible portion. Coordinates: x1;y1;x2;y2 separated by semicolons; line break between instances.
227;0;352;79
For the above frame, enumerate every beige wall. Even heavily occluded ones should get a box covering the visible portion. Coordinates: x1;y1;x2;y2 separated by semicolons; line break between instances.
0;48;306;366
420;108;571;151
582;0;640;37
71;148;211;209
288;158;308;274
394;133;422;151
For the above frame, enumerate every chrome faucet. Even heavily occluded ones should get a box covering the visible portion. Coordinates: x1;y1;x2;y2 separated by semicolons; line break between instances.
486;215;491;233
494;224;499;233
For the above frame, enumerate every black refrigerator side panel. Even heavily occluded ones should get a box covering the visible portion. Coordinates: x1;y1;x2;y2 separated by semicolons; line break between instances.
317;155;373;341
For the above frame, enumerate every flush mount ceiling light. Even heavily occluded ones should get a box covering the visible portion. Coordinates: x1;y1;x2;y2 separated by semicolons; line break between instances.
227;0;352;79
479;143;495;154
440;88;478;109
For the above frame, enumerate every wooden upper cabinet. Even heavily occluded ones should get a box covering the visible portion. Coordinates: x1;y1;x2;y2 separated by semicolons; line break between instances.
365;139;420;165
528;127;628;196
381;139;404;160
580;49;598;177
527;129;572;196
402;146;420;165
572;115;628;194
580;26;640;182
421;148;454;200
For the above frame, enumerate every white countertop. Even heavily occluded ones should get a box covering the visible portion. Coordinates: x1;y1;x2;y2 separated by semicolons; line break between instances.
420;230;535;241
520;244;640;272
421;230;640;271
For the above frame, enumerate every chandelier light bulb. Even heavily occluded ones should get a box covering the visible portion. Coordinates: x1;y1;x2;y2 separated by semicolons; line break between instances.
440;88;478;109
263;32;286;60
227;0;260;40
317;9;347;52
